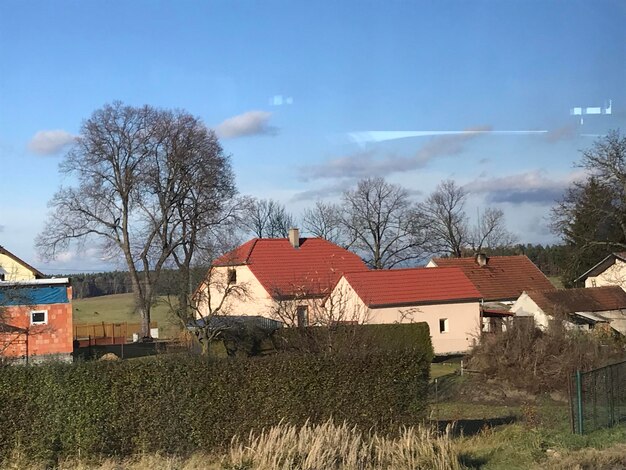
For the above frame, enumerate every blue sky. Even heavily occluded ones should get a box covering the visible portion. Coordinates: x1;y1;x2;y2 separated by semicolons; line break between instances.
1;0;625;272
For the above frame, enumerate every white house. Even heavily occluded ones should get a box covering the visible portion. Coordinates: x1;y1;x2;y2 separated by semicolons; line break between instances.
326;267;482;355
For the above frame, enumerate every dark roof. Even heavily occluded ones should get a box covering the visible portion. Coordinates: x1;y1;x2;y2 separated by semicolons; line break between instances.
342;267;481;308
190;315;282;331
212;237;368;298
0;246;45;279
575;252;626;282
525;286;626;316
430;255;555;301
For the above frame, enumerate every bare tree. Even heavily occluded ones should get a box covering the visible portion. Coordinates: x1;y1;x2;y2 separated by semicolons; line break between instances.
241;198;295;238
185;267;250;355
551;131;626;284
422;180;468;257
423;179;515;257
341;177;429;269
471;207;517;253
36;102;236;339
302;201;345;245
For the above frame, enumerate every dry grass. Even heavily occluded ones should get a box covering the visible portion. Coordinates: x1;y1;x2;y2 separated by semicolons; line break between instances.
225;419;464;470
2;452;222;470
3;421;464;470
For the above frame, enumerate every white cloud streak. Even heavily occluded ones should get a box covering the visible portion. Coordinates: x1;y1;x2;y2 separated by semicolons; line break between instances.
28;129;76;155
349;129;547;146
215;111;277;139
301;128;491;181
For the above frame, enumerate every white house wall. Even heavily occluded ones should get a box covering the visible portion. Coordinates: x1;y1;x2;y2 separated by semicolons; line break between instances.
510;293;549;328
196;265;276;319
586;260;626;291
367;302;481;355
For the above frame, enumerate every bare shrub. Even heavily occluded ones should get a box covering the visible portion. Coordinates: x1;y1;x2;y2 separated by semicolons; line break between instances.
467;319;625;393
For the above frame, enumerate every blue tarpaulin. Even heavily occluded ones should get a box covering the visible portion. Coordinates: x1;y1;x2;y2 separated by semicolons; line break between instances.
0;285;69;306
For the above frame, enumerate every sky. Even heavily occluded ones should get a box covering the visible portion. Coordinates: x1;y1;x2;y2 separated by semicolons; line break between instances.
1;0;625;273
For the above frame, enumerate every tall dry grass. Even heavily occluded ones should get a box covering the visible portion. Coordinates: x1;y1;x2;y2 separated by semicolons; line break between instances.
3;421;464;470
225;419;464;470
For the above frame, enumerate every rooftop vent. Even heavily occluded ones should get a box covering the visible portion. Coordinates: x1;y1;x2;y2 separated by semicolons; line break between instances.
475;253;489;267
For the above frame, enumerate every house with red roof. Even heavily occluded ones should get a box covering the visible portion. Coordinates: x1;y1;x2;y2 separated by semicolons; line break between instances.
426;254;555;303
326;267;482;355
195;229;369;327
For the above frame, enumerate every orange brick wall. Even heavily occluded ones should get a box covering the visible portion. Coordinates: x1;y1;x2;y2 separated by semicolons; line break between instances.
1;287;73;359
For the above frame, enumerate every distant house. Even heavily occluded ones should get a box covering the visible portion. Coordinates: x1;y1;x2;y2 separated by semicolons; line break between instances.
0;245;73;363
427;254;555;303
195;229;369;326
0;245;44;281
511;286;626;334
0;278;74;363
576;252;626;290
327;267;482;355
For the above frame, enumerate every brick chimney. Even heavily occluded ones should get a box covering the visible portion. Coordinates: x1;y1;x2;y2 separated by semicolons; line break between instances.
288;228;300;248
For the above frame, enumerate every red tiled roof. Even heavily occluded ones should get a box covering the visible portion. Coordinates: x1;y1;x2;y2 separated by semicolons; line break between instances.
430;255;555;301
342;267;481;308
213;238;368;298
525;286;626;315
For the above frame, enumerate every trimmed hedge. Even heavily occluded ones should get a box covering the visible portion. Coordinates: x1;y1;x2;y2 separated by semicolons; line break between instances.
273;322;434;359
0;342;431;462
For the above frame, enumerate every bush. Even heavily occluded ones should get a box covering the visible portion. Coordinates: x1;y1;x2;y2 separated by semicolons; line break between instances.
467;319;625;393
272;323;433;360
0;343;431;463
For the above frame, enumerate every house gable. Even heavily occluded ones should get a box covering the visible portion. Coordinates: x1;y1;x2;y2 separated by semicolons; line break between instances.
0;246;45;281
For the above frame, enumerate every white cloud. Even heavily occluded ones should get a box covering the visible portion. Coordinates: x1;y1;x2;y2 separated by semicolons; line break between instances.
28;129;76;155
215;111;277;139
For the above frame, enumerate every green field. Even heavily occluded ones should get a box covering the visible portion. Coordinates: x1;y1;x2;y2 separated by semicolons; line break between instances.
73;293;183;339
548;275;564;289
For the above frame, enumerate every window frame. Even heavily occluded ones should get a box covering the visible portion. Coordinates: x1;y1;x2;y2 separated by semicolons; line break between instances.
439;318;449;334
30;310;48;326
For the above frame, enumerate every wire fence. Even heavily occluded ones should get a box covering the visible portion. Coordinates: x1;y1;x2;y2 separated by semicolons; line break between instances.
570;360;626;434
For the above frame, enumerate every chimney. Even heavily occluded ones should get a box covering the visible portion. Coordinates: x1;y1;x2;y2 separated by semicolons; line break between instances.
288;227;300;248
475;253;489;267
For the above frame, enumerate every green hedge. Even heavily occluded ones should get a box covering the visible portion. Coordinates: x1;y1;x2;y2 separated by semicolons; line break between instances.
0;344;431;462
273;322;434;359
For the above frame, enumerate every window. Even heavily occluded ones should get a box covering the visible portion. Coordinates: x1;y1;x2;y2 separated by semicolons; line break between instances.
439;318;448;334
31;310;48;325
297;306;308;327
227;268;237;284
591;279;597;287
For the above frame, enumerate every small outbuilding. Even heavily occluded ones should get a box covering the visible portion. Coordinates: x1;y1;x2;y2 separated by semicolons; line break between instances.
511;286;626;334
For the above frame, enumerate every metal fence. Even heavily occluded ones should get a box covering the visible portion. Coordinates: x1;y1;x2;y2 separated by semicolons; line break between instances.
570;360;626;434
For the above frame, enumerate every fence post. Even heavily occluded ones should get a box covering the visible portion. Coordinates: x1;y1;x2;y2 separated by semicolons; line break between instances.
576;370;584;435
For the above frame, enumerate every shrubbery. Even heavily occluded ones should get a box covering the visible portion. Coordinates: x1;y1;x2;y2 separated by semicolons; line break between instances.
272;323;434;358
0;323;432;463
468;319;625;393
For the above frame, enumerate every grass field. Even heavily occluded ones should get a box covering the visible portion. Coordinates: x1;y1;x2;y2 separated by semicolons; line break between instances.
73;293;183;339
548;275;564;289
